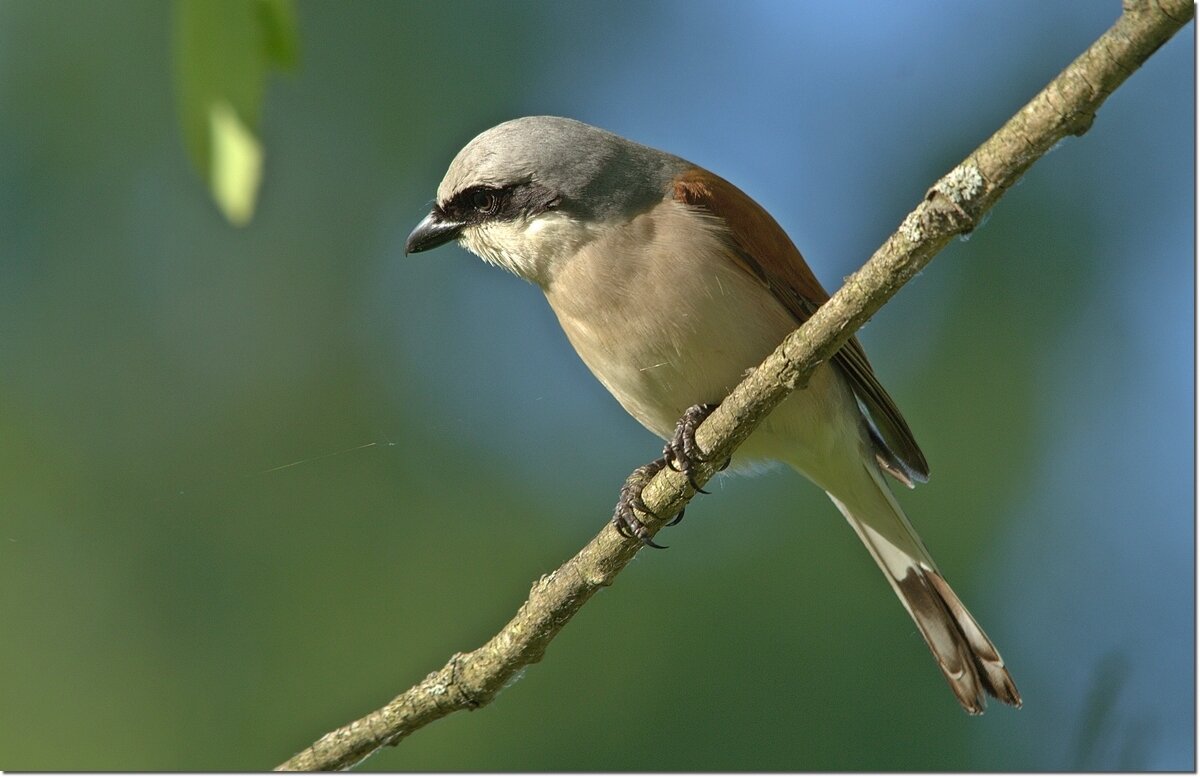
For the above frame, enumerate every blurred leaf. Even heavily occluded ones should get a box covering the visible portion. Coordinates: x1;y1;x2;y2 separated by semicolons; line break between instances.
258;0;300;70
208;99;263;226
172;0;298;226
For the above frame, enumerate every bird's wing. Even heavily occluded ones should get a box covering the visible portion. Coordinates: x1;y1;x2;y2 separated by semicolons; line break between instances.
671;167;929;484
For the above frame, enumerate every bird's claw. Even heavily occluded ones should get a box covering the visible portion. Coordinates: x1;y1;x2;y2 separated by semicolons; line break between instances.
612;459;670;548
663;403;722;492
611;403;725;547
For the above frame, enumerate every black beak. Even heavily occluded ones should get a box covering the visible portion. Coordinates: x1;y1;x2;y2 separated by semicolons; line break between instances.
405;210;465;255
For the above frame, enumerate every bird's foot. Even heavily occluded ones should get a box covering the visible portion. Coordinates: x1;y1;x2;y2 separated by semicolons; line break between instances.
663;403;729;493
611;403;728;548
612;459;674;548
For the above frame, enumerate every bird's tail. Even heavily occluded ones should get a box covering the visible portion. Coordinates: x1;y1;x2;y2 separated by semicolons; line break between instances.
824;462;1021;714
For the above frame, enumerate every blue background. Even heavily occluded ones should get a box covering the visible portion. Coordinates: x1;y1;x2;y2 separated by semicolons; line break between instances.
0;1;1193;770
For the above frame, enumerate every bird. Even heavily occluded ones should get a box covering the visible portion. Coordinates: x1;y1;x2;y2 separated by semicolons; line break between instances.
405;115;1020;714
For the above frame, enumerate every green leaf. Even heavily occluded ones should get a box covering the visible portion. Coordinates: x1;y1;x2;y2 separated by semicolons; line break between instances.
258;0;300;70
173;0;298;226
208;99;263;226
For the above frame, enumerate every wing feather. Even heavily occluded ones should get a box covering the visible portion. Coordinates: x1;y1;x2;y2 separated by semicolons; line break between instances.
672;167;929;483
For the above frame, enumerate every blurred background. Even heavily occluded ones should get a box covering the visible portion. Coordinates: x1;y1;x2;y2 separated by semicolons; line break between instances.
0;0;1193;770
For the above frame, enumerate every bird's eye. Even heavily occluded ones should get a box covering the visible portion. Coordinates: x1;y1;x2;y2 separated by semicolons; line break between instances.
471;189;499;215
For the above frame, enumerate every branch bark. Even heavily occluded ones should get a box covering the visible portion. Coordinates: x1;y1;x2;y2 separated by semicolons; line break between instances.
277;1;1192;770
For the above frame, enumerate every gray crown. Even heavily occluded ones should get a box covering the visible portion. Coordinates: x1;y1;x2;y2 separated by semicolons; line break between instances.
437;116;689;221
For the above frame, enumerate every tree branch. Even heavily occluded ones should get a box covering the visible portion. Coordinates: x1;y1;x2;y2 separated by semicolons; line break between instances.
277;1;1192;770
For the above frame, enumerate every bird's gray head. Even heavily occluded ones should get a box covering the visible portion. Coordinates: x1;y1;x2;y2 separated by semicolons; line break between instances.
405;116;688;283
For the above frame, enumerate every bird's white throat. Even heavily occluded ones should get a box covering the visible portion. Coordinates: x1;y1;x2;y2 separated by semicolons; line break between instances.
459;211;601;287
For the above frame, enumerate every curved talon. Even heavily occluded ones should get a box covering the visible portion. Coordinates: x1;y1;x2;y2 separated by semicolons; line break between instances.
663;403;721;493
628;491;656;521
612;459;669;549
614;508;668;549
612;405;719;547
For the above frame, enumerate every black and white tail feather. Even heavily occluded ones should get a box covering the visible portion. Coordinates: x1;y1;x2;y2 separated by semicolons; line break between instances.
826;461;1021;714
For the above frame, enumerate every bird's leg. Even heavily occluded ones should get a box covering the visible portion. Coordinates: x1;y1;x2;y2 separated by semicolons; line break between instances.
612;459;672;549
663;402;729;493
612;403;729;548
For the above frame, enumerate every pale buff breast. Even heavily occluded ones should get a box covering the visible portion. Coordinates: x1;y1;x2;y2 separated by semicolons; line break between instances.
541;199;868;483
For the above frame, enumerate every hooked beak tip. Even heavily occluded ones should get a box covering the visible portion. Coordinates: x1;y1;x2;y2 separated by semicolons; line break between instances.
405;210;464;255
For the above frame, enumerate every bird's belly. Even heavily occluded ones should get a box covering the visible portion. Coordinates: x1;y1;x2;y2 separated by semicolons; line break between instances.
540;201;869;478
558;313;738;439
547;249;805;441
553;294;863;484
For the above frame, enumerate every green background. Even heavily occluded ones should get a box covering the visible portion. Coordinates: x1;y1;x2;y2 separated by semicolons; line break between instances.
1;0;1193;770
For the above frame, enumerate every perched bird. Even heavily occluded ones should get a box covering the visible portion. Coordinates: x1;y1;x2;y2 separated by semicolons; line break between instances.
406;116;1020;714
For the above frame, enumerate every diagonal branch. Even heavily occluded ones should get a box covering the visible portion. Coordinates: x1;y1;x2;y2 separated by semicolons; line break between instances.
277;1;1192;770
